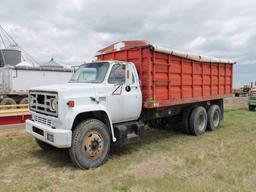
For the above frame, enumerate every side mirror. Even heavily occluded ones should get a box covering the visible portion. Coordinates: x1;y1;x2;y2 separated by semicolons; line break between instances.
125;85;131;92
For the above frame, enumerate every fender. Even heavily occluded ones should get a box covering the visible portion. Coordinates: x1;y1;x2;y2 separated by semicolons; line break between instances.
64;104;117;142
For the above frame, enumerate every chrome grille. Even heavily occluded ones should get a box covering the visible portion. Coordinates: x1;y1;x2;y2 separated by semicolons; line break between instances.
34;115;52;127
29;91;58;117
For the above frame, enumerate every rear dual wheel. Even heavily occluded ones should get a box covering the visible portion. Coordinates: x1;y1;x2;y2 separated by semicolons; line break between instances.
207;105;222;131
19;97;28;104
183;105;222;136
189;106;208;136
0;97;16;105
181;107;193;134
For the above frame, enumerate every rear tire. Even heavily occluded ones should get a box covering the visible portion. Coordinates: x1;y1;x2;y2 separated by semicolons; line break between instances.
181;107;193;134
0;97;16;105
69;119;110;169
207;105;222;131
189;106;207;136
19;97;29;104
35;138;55;150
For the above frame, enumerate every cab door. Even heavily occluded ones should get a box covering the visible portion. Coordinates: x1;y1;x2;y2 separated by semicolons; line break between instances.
106;63;142;123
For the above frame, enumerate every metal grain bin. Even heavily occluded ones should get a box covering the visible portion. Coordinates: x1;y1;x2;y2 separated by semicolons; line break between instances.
0;48;22;66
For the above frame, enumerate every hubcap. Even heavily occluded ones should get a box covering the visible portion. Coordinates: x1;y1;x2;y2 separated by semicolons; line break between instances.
197;113;206;131
83;130;103;160
213;111;220;127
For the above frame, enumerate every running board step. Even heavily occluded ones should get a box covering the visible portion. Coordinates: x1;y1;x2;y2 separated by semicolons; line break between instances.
113;121;144;145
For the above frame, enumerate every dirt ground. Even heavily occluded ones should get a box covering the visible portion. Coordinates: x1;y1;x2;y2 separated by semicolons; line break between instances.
224;96;248;109
0;123;26;139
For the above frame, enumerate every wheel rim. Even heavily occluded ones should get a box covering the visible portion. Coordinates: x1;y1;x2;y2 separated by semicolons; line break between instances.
82;130;104;160
20;98;28;104
213;110;220;127
197;113;206;131
20;98;29;108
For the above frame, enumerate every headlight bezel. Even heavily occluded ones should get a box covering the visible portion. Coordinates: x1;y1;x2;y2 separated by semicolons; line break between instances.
49;98;58;112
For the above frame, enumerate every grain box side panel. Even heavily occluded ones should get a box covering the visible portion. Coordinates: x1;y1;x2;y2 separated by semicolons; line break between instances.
203;62;211;97
128;48;152;103
182;59;193;98
152;51;170;101
169;55;182;100
150;52;233;108
225;64;232;93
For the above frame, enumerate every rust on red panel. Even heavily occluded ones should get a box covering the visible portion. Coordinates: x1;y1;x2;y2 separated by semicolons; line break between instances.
96;40;235;109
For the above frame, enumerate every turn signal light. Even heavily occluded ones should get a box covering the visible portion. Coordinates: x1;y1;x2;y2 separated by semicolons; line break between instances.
67;100;75;108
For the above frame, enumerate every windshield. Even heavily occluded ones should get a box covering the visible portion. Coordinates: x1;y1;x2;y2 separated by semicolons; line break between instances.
69;62;109;83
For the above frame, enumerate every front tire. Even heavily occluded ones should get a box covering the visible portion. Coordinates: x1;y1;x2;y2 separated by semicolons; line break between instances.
189;106;207;136
69;119;110;169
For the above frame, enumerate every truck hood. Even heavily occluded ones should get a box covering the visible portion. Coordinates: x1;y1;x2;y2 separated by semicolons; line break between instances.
30;83;101;94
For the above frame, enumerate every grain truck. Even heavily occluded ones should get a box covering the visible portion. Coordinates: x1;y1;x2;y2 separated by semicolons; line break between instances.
26;40;235;169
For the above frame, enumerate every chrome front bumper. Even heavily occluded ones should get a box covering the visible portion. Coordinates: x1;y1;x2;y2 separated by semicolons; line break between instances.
26;119;72;148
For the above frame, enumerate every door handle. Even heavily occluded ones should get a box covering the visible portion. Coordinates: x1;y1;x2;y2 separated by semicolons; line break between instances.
130;85;138;89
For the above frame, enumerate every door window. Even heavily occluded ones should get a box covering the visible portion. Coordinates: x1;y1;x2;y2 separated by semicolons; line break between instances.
108;64;126;84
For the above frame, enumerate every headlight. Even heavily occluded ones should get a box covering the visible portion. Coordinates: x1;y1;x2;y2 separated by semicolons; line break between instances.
49;98;57;111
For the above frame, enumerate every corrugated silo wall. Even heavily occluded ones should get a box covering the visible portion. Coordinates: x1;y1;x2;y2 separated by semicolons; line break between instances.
0;49;21;66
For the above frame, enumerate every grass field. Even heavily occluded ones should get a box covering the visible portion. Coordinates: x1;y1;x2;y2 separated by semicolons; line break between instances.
0;108;256;192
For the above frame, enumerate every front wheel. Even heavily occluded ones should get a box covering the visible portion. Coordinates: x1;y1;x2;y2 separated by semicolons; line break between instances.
69;119;110;169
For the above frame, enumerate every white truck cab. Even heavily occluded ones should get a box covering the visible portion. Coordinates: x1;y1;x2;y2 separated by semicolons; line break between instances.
26;61;143;169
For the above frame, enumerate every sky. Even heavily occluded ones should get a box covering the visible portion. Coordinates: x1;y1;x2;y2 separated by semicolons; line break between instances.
0;0;255;87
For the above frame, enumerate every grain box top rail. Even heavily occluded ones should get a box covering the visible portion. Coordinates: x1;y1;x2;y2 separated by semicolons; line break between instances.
96;40;236;64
